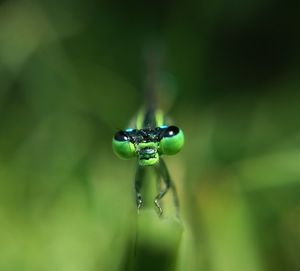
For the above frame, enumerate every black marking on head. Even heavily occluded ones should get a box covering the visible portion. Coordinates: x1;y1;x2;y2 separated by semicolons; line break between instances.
116;125;180;144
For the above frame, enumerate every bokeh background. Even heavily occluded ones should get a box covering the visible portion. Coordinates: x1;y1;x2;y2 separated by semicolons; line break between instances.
0;0;300;270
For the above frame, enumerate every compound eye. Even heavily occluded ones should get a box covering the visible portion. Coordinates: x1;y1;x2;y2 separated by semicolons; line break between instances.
112;130;136;159
162;126;180;138
114;131;130;141
159;126;184;155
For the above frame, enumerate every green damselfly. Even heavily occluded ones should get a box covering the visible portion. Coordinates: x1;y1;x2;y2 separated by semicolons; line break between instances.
112;50;184;216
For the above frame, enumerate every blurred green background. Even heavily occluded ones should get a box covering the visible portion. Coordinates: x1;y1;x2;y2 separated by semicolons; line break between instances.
0;0;300;270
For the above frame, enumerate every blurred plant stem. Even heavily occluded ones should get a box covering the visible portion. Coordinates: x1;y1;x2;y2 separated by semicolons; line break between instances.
122;169;183;271
125;210;183;271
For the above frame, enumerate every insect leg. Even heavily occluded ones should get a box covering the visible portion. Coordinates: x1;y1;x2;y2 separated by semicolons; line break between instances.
154;158;179;216
134;164;145;211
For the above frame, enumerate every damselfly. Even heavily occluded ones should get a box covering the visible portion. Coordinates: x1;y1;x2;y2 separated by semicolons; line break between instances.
112;49;184;216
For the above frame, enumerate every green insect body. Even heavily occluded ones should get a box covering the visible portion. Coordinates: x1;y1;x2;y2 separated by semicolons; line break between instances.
112;46;184;216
